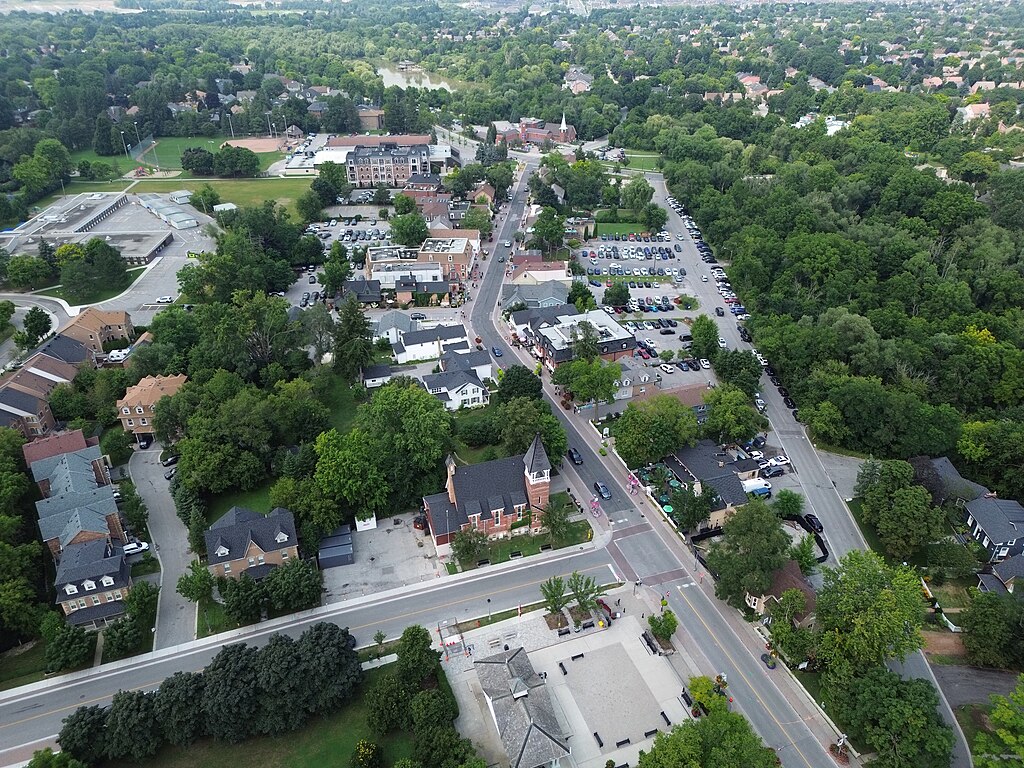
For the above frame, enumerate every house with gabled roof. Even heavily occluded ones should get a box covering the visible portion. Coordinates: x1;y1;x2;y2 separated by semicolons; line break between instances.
666;439;749;530
204;506;299;580
55;539;132;628
474;646;570;768
745;560;817;628
422;369;489;411
423;434;550;555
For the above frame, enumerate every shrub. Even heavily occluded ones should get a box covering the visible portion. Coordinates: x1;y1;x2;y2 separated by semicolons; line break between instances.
350;739;383;768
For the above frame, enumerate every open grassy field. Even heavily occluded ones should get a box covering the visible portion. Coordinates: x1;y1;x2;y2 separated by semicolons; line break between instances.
36;266;146;305
107;667;414;768
595;222;646;236
131;177;312;215
321;373;359;434
623;151;662;170
207;481;274;524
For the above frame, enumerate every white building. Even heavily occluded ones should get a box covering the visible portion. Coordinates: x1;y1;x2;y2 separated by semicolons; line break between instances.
392;324;469;364
422;369;489;411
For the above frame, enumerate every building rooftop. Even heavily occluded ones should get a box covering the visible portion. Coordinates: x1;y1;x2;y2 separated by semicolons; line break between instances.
204;506;297;566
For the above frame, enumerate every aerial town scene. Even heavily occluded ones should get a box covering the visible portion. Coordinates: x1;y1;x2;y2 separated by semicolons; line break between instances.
0;0;1022;766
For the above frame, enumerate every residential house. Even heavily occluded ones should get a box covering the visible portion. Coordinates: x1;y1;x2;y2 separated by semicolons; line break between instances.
60;308;134;355
563;66;594;94
31;444;123;561
356;105;385;131
929;457;988;503
745;560;817;629
422;369;489;411
204;506;299;580
958;103;991;122
0;343;85;436
337;278;383;305
963;494;1024;562
500;281;569;309
392;324;468;364
423;434;550;554
116;374;188;439
608;358;654;402
371;310;419;343
22;428;94;467
474;647;571;768
667;439;750;529
509;254;571;287
472;183;496;206
979;554;1024;595
360;364;393;389
440;344;487;373
55;539;132;628
405;173;442;191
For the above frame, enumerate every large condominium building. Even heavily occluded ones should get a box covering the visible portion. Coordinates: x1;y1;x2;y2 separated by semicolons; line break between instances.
346;143;430;188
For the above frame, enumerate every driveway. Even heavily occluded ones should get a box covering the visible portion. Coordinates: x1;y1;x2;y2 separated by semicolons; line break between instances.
129;446;196;649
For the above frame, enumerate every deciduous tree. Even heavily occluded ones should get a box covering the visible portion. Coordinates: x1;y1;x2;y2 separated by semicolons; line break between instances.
612;394;699;468
540;575;570;615
155;671;206;746
702;384;768;445
57;705;108;766
706;499;791;608
105;690;162;761
493;365;542;404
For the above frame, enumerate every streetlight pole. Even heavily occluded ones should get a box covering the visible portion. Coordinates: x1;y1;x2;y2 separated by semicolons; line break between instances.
487;598;492;622
227;111;235;139
119;131;129;159
132;121;141;145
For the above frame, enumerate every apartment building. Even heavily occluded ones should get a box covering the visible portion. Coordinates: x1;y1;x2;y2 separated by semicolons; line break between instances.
346;143;430;188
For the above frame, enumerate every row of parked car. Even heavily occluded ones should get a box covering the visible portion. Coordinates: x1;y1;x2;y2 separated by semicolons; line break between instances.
584;245;679;261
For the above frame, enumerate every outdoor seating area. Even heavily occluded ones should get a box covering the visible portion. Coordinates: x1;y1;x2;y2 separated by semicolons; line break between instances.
634;462;688;516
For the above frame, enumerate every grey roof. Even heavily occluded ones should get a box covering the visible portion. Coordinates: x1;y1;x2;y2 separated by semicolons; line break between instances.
931;457;988;502
204;506;297;566
400;324;467;348
978;573;1008;594
440;349;491;373
501;282;569;308
39;503;111;548
373;310;417;336
966;496;1024;545
423;369;484;397
994;554;1024;583
64;599;127;627
37;485;116;519
362;364;392;380
0;387;41;415
732;458;761;473
35;334;90;364
406;173;441;186
670;440;749;508
31;446;103;494
523;434;550;476
54;539;129;595
425;451;533;535
510;305;578;329
339;279;382;304
475;648;569;768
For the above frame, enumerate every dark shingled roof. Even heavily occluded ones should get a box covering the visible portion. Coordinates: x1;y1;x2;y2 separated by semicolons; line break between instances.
523;433;550;476
670;440;749;508
55;539;130;596
362;364;392;380
0;387;42;415
65;599;127;627
930;456;989;502
204;506;297;566
400;324;467;348
966;496;1024;544
35;334;90;364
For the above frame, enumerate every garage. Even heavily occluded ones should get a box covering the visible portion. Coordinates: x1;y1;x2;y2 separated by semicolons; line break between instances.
318;524;354;568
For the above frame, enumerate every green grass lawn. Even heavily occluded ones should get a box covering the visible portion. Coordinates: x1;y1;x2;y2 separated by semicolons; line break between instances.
930;577;975;610
458;512;593;571
596;222;646;236
131;554;161;578
107;666;413;768
846;498;886;556
623;151;662;171
451;403;500;464
321;373;359;433
131;177;311;216
36;266;147;305
0;642;48;692
956;703;993;757
206;481;274;524
197;596;233;639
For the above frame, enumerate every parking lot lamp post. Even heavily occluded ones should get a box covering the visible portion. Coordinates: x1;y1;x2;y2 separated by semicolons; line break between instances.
132;121;141;145
119;131;129;158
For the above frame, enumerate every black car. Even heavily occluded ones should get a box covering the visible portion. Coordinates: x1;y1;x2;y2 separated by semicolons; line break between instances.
778;387;789;397
805;514;824;533
677;361;690;371
137;438;151;450
163;467;177;481
765;366;777;377
593;481;612;500
567;447;583;465
769;376;782;387
762;466;785;479
659;328;674;335
783;396;796;409
715;307;725;316
161;455;179;467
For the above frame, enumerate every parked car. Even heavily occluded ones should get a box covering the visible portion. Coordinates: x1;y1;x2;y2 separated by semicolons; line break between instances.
163;467;177;481
767;455;791;467
762;466;785;479
715;307;725;316
567;447;583;465
160;455;179;467
123;541;150;556
593;481;612;500
699;359;711;369
156;296;174;303
804;514;824;533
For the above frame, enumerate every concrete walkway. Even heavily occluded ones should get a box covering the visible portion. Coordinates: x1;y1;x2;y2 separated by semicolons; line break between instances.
128;446;196;649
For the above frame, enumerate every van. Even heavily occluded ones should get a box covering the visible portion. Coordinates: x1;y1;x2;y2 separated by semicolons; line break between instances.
108;349;129;362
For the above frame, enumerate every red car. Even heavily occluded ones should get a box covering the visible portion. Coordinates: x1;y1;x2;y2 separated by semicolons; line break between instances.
639;349;650;360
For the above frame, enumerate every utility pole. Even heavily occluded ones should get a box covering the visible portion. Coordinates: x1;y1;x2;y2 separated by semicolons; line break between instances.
119;131;129;159
132;121;141;145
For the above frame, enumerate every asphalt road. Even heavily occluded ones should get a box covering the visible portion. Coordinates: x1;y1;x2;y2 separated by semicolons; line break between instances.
471;164;837;768
0;548;614;766
128;446;196;650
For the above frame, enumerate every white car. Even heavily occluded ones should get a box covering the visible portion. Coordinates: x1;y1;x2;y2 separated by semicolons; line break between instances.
123;541;150;556
644;337;656;347
503;240;512;247
702;275;708;282
718;337;728;348
660;363;675;374
700;358;711;369
748;449;765;459
156;296;174;303
768;455;791;467
754;400;766;413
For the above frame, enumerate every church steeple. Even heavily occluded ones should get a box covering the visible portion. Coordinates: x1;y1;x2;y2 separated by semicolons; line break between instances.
560;112;568;132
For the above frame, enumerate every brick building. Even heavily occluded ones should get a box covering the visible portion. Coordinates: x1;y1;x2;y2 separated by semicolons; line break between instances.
204;506;300;580
60;308;134;355
346;144;430;188
117;374;188;439
422;434;550;555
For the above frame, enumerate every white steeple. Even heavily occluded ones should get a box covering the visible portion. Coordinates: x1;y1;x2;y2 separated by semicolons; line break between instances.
560;112;567;132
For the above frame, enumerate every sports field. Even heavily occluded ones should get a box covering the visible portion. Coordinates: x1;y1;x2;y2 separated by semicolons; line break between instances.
130;177;312;215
